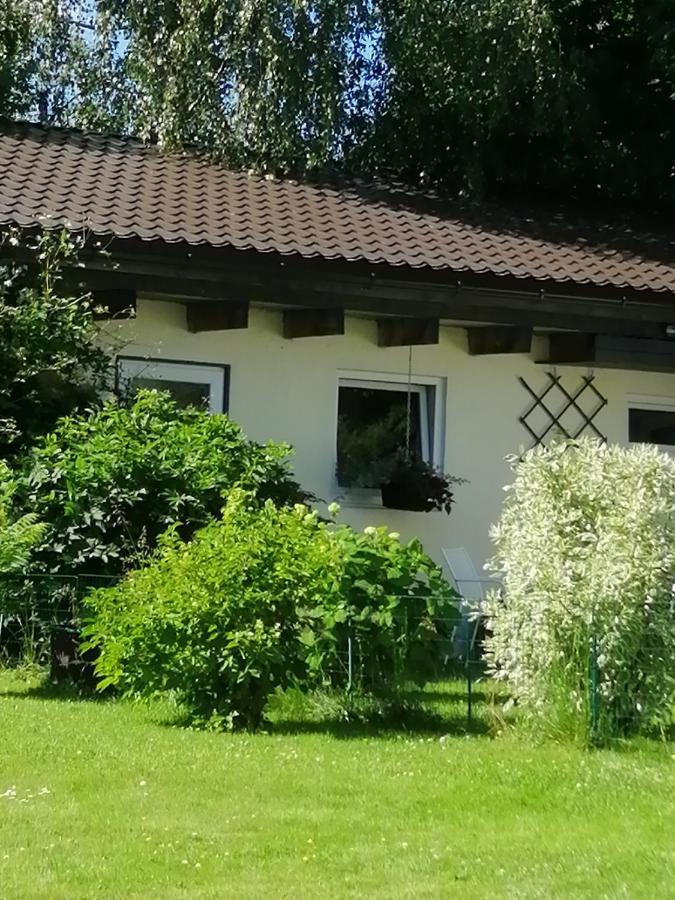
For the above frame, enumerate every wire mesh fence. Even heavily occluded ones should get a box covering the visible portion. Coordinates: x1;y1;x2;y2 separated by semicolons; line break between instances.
0;576;491;730
304;601;493;732
586;610;675;742
0;573;117;679
6;575;669;741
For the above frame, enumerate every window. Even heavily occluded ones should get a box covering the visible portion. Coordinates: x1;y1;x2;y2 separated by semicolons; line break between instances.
336;372;444;489
629;402;675;449
116;357;229;413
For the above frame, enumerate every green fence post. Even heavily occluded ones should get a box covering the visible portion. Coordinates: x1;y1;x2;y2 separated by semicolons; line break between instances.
466;651;473;729
346;619;353;710
590;633;599;743
402;605;409;688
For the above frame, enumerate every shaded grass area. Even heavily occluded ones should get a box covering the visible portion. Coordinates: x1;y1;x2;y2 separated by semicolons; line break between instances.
264;675;497;738
1;670;674;899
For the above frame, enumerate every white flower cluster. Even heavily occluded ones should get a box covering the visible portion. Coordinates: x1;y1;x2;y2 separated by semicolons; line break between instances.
484;439;675;740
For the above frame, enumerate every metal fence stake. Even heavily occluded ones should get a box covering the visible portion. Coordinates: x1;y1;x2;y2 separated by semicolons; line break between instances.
466;655;473;729
590;633;599;743
346;621;353;709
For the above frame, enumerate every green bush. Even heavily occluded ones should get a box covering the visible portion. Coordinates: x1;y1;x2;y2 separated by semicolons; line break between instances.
83;495;457;729
485;439;675;743
83;494;342;729
304;521;458;688
0;228;112;460
17;390;310;577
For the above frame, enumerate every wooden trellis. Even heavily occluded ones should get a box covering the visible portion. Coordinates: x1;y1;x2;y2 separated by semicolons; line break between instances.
519;373;608;448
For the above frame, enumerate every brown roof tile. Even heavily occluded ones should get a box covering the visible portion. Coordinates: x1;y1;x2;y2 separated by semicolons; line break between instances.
1;119;675;294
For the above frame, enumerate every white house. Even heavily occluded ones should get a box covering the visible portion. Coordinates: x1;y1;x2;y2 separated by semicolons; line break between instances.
2;120;675;570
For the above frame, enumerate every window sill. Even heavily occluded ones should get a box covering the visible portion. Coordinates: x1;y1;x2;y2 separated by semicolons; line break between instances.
334;488;383;509
629;441;675;456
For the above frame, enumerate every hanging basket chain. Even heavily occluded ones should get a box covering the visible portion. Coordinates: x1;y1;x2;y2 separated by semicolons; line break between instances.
405;344;413;460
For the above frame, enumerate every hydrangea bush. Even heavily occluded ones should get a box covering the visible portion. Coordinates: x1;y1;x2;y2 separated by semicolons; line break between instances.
485;439;675;742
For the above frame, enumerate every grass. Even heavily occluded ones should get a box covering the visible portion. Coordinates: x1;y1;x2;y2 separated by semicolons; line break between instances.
1;671;674;899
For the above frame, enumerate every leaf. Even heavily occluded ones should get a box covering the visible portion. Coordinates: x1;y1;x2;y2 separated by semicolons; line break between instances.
298;628;316;647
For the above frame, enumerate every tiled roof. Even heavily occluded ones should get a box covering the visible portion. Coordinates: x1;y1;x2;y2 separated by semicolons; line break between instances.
1;119;675;295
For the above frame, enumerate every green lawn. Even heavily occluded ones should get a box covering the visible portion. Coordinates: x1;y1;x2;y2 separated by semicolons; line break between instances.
1;672;674;899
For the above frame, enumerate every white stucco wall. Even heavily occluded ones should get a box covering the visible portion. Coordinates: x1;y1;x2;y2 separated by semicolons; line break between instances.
107;299;675;572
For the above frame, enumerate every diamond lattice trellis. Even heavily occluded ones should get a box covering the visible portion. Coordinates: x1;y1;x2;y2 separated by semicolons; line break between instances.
519;373;608;449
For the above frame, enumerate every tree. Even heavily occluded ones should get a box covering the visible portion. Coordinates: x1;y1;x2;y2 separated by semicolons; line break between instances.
359;1;675;212
0;0;374;172
0;0;127;131
0;0;32;119
2;1;674;213
0;228;113;459
103;0;374;172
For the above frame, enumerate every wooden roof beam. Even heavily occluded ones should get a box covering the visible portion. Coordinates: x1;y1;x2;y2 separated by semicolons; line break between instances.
545;333;675;372
467;325;533;355
186;300;249;332
282;307;344;339
377;317;439;347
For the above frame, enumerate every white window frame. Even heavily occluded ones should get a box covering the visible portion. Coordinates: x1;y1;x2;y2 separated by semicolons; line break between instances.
335;369;446;504
627;393;675;454
116;356;228;414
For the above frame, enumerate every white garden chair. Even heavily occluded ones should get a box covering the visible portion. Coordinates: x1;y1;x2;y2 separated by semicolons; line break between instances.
441;547;497;659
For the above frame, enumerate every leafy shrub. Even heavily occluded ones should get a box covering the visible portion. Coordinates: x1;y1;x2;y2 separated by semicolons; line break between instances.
304;520;458;688
0;462;44;573
17;390;310;577
0;464;47;663
0;228;112;459
83;496;457;729
380;453;459;514
83;494;342;729
485;439;675;742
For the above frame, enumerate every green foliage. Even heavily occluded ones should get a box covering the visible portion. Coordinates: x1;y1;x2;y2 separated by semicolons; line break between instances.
305;521;459;688
380;454;459;514
4;2;674;211
367;0;561;199
0;0;373;172
18;390;310;577
367;0;675;210
0;462;44;573
105;0;374;173
485;439;675;743
13;4;675;209
83;494;343;729
83;495;457;729
0;0;31;118
0;228;112;459
0;0;126;129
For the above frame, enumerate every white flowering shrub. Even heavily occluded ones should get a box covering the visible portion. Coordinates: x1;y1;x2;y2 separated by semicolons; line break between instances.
485;439;675;742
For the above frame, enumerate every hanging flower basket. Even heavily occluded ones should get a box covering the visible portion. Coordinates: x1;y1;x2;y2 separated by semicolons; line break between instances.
380;474;436;512
380;455;459;515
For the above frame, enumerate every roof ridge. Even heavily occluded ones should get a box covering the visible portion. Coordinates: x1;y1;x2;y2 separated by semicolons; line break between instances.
0;116;152;150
